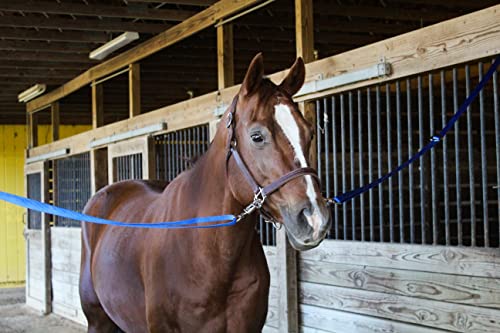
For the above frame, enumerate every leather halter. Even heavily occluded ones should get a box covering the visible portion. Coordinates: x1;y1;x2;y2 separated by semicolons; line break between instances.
225;95;321;224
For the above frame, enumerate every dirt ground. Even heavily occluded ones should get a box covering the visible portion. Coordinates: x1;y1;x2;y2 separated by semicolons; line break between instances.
0;287;86;333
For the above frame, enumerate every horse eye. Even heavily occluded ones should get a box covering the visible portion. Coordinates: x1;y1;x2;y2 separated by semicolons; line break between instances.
251;133;264;143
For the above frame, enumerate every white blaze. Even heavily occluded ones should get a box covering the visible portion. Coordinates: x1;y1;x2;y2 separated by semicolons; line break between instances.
274;103;322;238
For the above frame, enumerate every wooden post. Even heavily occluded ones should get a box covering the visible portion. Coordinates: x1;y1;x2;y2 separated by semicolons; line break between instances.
129;63;141;118
217;23;234;90
92;82;104;129
277;1;315;333
51;102;60;142
28;112;38;148
90;148;108;194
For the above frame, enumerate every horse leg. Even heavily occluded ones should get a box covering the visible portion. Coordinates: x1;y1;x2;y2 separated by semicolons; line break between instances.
80;243;121;333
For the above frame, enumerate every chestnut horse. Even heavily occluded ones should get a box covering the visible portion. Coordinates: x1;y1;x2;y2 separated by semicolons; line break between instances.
80;54;331;333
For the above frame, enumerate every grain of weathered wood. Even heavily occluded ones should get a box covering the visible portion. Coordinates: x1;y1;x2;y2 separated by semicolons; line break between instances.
91;82;104;129
277;227;298;333
300;304;448;333
217;23;234;90
51;102;59;142
300;259;500;309
300;240;500;279
300;281;500;333
91;148;108;194
129;63;141;118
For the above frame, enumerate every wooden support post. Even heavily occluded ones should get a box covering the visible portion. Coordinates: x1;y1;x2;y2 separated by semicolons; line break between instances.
41;161;51;314
90;148;108;194
217;23;234;90
92;82;104;129
277;1;315;333
129;63;141;118
28;112;38;148
51;102;60;142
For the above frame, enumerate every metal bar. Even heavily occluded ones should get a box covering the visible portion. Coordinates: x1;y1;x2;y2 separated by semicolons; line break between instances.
429;73;438;245
349;92;356;240
407;79;415;244
493;60;500;248
332;96;339;239
466;65;476;247
418;75;426;244
91;67;129;87
358;90;365;241
376;86;384;242
396;81;404;243
341;94;347;240
316;100;322;183
214;0;276;27
386;84;394;243
478;62;489;247
453;68;462;246
441;70;450;246
367;88;374;242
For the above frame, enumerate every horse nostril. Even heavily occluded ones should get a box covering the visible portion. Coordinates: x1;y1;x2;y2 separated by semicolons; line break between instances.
301;204;313;218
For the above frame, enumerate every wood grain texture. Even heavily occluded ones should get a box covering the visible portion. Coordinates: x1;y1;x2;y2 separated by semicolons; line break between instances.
51;102;59;141
300;281;500;333
217;23;234;90
300;259;500;309
300;304;448;333
91;82;103;129
300;240;500;278
129;63;141;118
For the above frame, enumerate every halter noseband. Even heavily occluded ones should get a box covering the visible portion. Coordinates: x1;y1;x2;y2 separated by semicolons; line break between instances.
225;95;320;224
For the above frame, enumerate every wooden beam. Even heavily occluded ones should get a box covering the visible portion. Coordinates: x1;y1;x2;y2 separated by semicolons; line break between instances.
28;112;38;148
295;0;314;63
129;0;216;6
0;40;96;54
129;63;141;118
217;23;234;90
0;27;108;43
0;51;96;63
0;68;82;79
27;0;261;113
51;102;60;141
0;15;171;34
92;83;104;129
90;148;108;194
0;1;196;21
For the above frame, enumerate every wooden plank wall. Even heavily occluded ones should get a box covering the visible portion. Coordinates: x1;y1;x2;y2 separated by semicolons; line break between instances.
25;230;45;310
298;240;500;333
51;227;87;325
263;245;279;333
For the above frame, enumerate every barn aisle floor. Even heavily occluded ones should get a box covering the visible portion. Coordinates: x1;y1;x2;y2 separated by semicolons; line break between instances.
0;288;85;333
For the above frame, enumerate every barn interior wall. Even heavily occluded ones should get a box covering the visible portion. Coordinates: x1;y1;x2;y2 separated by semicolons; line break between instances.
0;124;91;287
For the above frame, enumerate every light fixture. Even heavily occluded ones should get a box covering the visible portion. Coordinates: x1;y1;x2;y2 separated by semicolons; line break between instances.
18;84;46;103
89;32;140;61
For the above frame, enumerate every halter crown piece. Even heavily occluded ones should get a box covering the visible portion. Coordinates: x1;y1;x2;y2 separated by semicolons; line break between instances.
225;95;321;225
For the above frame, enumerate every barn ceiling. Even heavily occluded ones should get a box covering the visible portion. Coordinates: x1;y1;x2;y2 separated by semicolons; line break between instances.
0;0;496;125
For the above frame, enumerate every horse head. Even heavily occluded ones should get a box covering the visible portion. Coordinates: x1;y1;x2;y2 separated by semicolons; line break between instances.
226;53;332;250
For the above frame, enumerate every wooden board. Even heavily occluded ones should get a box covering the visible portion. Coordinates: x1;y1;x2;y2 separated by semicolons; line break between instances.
300;281;500;333
300;240;500;279
300;259;500;309
300;304;448;333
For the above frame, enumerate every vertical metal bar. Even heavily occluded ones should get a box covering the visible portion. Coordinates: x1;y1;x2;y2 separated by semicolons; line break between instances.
341;94;347;240
386;84;394;243
376;86;384;242
367;88;374;242
466;65;476;246
358;90;365;241
407;79;415;244
493;61;500;248
332;96;339;239
324;98;330;202
453;68;462;246
478;62;489;247
441;70;450;246
266;220;270;246
188;129;193;166
429;73;438;245
316;100;322;183
349;92;356;240
418;75;426;244
396;81;404;243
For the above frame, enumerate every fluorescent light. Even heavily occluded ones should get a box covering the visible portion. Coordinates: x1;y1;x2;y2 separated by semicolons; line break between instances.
89;123;167;148
26;149;69;164
18;84;46;103
295;60;392;97
89;32;140;60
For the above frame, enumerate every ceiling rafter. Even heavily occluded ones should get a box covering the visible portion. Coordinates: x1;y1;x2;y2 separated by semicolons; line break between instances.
0;27;109;42
0;1;197;21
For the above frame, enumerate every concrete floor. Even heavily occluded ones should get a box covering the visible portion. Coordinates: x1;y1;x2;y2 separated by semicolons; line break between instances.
0;287;85;333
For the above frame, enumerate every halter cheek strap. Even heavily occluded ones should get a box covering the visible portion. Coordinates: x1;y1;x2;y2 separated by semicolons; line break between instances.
225;94;321;223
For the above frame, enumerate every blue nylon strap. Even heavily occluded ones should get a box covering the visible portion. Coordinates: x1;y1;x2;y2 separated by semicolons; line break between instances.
0;190;237;229
332;55;500;205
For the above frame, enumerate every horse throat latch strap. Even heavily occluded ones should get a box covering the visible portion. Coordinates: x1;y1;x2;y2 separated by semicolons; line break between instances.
224;95;320;223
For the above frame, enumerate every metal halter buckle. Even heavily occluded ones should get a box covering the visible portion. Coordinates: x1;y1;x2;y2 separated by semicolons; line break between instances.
252;188;266;209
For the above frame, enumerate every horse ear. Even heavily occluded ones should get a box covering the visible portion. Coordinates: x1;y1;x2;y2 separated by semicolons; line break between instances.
279;57;305;96
240;53;264;97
